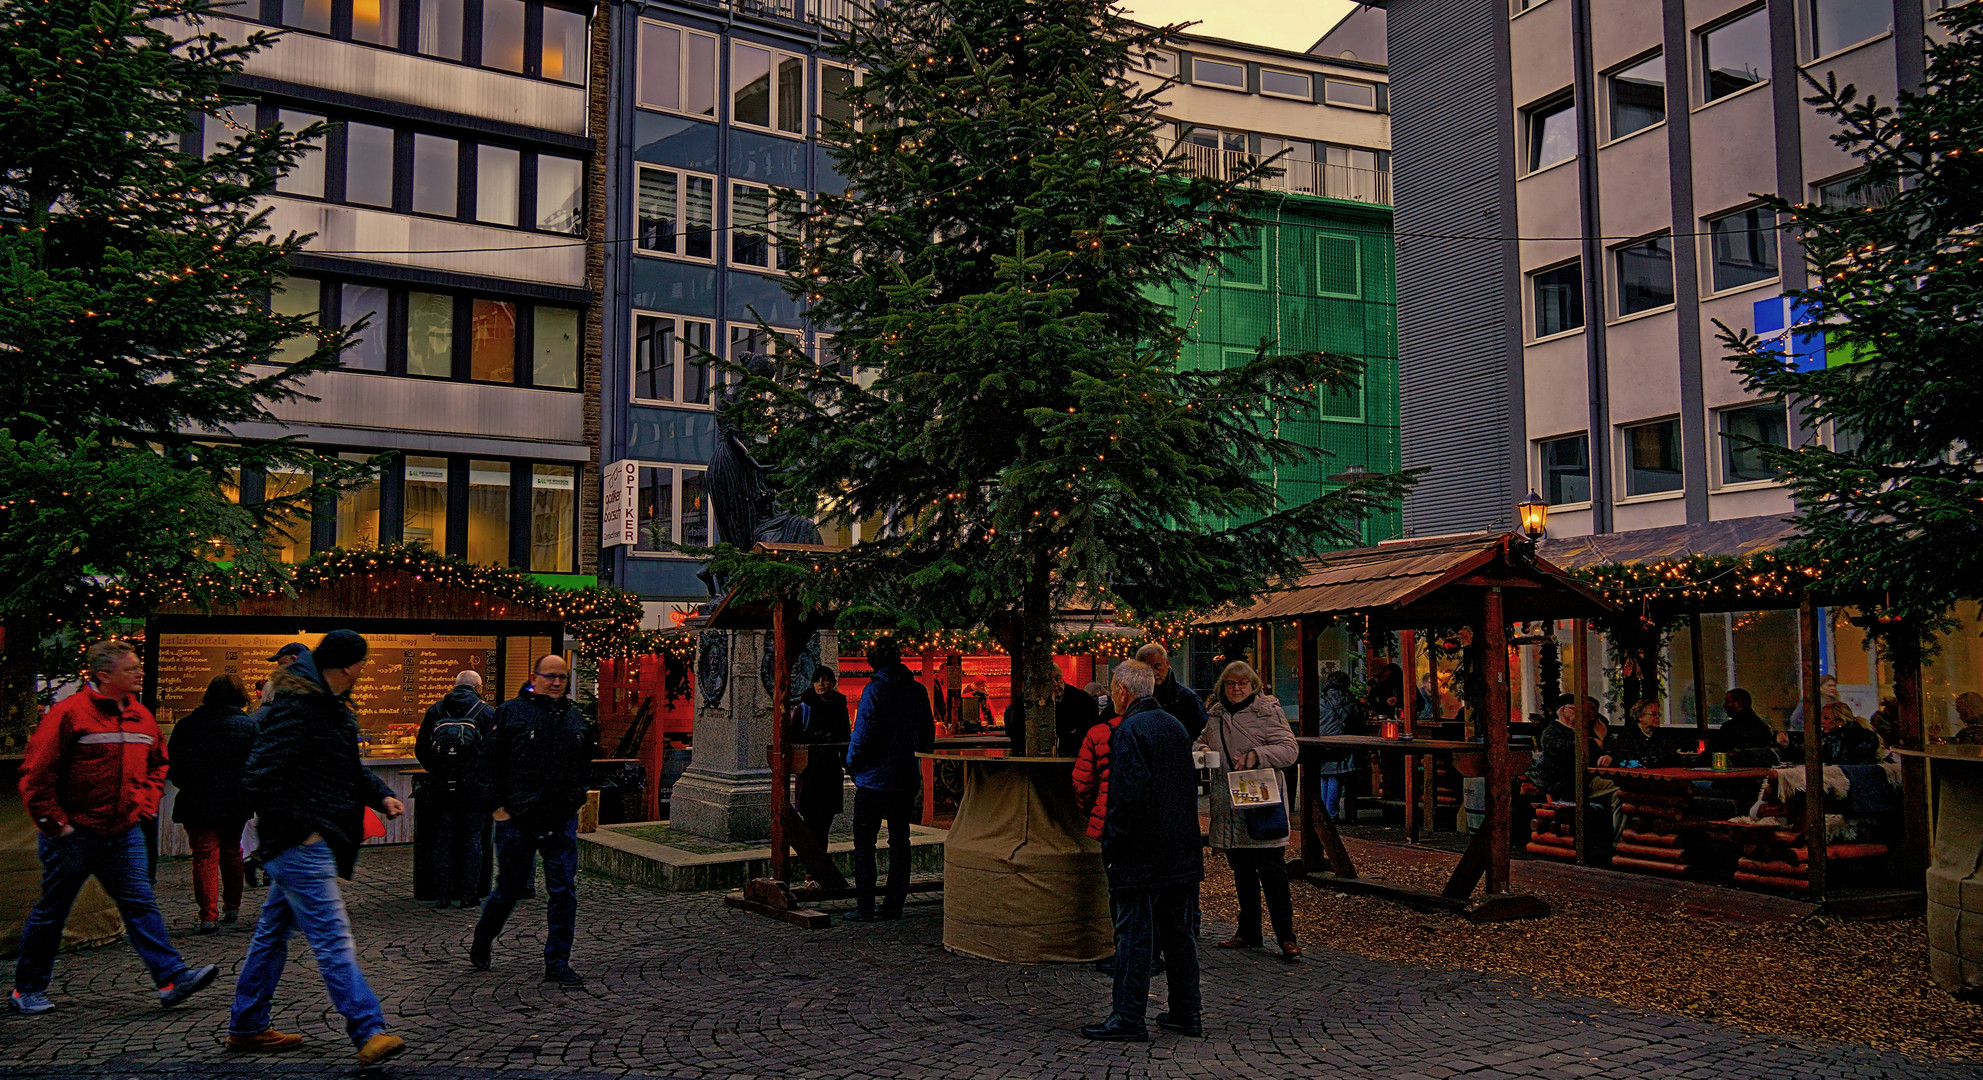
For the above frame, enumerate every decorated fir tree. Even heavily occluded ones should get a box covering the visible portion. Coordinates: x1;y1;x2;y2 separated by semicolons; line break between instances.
0;1;362;742
707;0;1415;753
1721;4;1983;621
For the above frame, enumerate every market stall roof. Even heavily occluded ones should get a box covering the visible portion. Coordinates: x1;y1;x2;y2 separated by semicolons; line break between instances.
1195;531;1617;630
155;567;569;624
1537;515;1798;570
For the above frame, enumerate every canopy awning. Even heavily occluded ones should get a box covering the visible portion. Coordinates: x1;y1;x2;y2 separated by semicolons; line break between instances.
1537;515;1799;570
1195;532;1617;630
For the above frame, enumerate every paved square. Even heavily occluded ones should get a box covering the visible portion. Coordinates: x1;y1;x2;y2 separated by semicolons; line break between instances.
0;847;1970;1079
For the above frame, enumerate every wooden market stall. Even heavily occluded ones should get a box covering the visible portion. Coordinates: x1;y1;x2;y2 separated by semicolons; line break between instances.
1197;532;1619;921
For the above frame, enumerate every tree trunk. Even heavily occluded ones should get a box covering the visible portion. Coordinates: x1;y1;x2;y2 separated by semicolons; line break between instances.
1017;554;1060;757
0;617;46;752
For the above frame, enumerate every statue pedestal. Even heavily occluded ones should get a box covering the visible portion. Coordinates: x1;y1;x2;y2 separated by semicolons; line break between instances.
671;628;831;844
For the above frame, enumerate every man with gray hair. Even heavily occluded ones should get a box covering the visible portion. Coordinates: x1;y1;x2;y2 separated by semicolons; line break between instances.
416;670;497;910
1136;643;1208;741
1079;659;1203;1042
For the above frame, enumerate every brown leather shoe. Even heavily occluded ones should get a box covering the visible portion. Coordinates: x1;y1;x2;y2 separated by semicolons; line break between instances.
1215;936;1259;950
226;1029;303;1053
356;1033;405;1066
1279;941;1303;962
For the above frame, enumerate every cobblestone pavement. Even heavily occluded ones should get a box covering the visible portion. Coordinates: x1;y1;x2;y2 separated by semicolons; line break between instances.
0;847;1970;1080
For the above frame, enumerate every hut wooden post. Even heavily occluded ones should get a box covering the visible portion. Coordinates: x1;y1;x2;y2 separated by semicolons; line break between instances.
1400;628;1419;840
1690;613;1709;735
1571;618;1591;864
1297;614;1325;872
768;599;797;882
1800;598;1827;899
1483;587;1512;894
1892;621;1928;883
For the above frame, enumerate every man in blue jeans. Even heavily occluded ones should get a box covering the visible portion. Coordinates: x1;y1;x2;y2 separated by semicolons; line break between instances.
843;639;934;922
471;654;597;985
226;632;408;1067
13;640;219;1016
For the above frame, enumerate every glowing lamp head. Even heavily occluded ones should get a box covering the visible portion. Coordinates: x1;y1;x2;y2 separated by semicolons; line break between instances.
1517;491;1549;540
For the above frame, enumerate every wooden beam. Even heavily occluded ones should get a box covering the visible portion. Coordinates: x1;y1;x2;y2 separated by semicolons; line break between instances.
1483;586;1511;894
781;800;849;891
1891;621;1928;885
1800;598;1827;899
1572;617;1590;865
1401;627;1418;842
724;892;831;929
1296;614;1328;873
768;600;798;882
1689;612;1709;734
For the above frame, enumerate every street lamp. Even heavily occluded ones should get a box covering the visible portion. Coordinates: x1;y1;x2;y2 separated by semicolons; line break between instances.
1517;491;1549;540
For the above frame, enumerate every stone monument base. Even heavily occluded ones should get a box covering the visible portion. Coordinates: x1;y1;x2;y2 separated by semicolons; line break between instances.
668;767;774;844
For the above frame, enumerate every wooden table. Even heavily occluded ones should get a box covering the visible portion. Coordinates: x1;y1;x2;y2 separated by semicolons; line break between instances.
1587;766;1776;877
1302;736;1533;843
921;736;1013;824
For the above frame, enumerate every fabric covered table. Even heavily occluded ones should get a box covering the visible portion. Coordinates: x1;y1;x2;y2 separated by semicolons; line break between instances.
925;752;1112;964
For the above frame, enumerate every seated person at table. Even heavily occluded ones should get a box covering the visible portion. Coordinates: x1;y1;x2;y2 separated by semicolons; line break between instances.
1526;698;1621;821
1710;688;1785;757
1951;692;1983;745
1820;702;1885;765
1607;698;1675;768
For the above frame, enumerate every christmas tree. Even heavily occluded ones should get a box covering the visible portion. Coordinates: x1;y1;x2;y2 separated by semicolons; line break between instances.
708;0;1415;752
1721;5;1983;621
0;1;363;742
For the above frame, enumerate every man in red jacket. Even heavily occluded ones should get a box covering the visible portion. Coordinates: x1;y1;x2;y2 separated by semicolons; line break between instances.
11;641;218;1016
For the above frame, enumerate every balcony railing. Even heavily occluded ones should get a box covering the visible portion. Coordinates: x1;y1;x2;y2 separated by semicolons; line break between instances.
670;0;869;32
1166;141;1393;207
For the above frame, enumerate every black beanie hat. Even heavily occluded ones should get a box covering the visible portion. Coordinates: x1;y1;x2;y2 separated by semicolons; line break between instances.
313;629;369;672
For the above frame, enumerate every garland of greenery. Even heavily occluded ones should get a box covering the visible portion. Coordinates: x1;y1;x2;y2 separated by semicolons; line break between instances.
1568;551;1823;615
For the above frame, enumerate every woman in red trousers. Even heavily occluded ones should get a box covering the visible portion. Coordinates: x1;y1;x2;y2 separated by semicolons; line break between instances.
167;675;258;932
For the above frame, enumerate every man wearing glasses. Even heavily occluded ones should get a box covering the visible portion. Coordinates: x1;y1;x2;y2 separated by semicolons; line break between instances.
469;654;598;986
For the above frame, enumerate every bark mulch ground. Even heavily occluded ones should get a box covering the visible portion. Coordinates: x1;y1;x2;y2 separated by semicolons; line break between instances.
1196;837;1982;1062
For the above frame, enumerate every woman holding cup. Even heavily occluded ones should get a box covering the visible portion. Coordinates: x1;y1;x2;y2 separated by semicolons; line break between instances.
1196;661;1302;961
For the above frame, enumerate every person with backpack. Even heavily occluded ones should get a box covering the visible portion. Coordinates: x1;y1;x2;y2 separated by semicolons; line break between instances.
415;671;497;910
167;674;259;933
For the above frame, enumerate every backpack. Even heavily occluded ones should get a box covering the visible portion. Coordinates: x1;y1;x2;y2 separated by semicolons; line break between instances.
428;701;482;778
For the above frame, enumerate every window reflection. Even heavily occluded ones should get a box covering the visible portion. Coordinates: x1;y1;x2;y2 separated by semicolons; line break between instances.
530;464;576;572
468;460;511;565
351;0;399;47
336;454;382;550
404;456;450;551
471;299;516;383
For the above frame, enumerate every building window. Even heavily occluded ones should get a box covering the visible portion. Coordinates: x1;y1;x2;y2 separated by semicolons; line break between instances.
269;0;583;84
732;42;806;135
344;121;396;208
1810;0;1890;57
636;165;716;260
1314;233;1361;298
1323;77;1377;110
1219;226;1266;288
1260;69;1312;100
1702;8;1770;102
265;463;313;564
1720;402;1788;484
477;144;521;226
1707;207;1778;291
530;463;576;572
281;0;332;33
403;456;450;550
540;4;588;84
1815;171;1896;209
636;464;712;554
1622;418;1683;496
411;132;459;217
351;0;399;47
1532;262;1584;338
419;0;464;60
1615;234;1675;316
637;22;718;117
470;299;516;383
340;283;389;371
535;154;584;235
482;0;527;73
533;307;579;389
274;109;326;197
270;276;321;364
335;453;383;549
467;459;510;565
1191;57;1246;90
1525;95;1577;172
1539;434;1591;505
818;64;863;135
405;291;454;377
1142;49;1177;78
632;312;715;405
730;182;792;271
730;325;800;374
1607;53;1665;139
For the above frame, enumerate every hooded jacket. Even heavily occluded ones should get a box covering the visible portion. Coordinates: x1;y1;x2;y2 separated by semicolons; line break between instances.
19;683;166;838
1101;698;1204;891
478;690;598;832
166;702;257;827
241;652;395;878
846;662;935;792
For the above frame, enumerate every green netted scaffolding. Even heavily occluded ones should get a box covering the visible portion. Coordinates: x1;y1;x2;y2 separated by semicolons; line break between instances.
1152;191;1401;545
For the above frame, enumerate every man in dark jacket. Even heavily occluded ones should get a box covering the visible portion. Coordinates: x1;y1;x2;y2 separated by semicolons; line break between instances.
1712;688;1784;757
228;632;406;1066
12;640;220;1017
789;668;851;847
1002;681;1100;757
1082;659;1203;1043
1137;644;1208;741
844;639;934;921
470;654;598;985
415;670;497;909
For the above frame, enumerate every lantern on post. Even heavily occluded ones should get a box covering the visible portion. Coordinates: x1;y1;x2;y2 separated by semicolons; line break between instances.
1517;491;1549;542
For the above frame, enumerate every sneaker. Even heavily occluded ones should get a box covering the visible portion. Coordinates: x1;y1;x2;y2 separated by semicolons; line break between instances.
355;1033;405;1067
1155;1011;1203;1037
196;920;219;935
157;964;218;1008
542;964;585;986
221;910;239;926
9;989;53;1016
468;939;491;972
226;1029;304;1053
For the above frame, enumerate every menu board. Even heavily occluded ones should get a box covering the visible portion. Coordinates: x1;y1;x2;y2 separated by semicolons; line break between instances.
154;633;499;736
